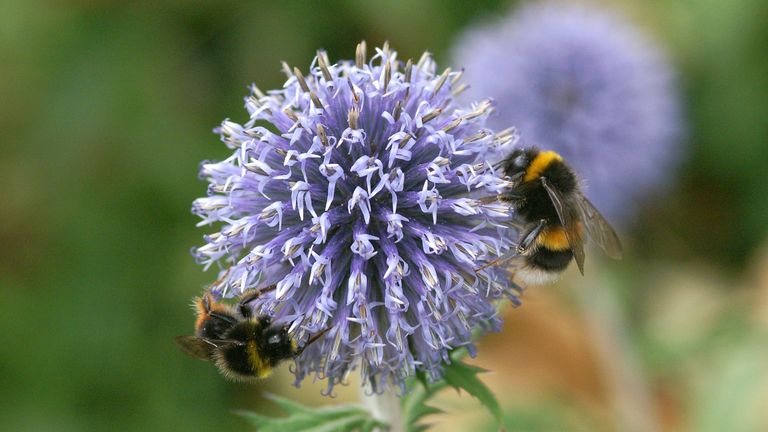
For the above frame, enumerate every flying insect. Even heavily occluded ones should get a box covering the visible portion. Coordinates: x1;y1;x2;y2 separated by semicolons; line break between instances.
486;147;622;284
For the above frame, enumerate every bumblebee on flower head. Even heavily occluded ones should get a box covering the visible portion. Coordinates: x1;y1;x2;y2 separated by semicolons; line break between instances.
175;284;328;382
486;147;623;285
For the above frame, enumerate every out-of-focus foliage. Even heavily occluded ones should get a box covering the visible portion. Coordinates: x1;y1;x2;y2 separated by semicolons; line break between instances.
236;393;386;432
636;0;768;265
1;0;767;431
236;352;501;432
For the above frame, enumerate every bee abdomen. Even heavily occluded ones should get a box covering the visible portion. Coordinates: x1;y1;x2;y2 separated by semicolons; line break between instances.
217;341;272;380
527;247;573;272
220;344;260;377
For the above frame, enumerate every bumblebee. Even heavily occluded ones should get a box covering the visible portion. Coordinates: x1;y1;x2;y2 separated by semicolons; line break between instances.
175;286;326;382
495;147;622;284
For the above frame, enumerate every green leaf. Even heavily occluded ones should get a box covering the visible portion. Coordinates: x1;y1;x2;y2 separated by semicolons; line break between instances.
300;414;370;432
410;424;432;432
359;418;380;432
402;376;449;432
402;380;446;415
402;348;504;431
235;398;388;432
441;357;503;426
235;410;273;428
414;370;430;390
262;392;316;415
235;410;327;432
408;404;443;422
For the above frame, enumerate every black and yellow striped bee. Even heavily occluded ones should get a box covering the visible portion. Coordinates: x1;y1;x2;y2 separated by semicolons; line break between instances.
175;286;326;382
496;147;623;285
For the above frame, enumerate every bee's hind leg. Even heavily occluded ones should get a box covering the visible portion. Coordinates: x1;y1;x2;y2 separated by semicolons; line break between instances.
517;219;547;253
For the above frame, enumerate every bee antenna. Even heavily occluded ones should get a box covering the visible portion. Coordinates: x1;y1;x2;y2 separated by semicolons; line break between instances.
295;327;332;355
307;327;331;346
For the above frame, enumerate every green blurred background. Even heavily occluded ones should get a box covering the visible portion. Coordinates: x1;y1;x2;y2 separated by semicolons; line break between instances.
1;0;767;431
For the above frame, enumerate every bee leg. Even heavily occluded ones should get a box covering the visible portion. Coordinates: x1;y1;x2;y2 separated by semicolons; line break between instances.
517;219;547;253
199;291;236;324
204;267;232;296
237;284;277;318
201;292;212;313
503;172;526;190
208;311;237;325
478;190;526;203
477;195;501;204
474;220;546;272
474;250;519;272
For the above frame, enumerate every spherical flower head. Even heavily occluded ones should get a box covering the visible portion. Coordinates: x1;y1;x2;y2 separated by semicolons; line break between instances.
453;2;685;224
192;43;519;394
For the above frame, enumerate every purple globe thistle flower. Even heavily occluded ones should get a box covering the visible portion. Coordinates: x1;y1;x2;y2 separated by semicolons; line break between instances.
452;2;684;224
192;43;519;394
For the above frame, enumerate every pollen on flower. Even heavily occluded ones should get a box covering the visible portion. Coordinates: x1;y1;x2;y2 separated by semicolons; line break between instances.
192;42;520;394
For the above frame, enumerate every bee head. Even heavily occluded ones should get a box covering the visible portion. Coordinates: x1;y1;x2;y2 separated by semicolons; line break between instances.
503;147;540;185
263;325;296;360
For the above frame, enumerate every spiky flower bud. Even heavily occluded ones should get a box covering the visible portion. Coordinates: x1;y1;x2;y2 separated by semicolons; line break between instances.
192;43;519;394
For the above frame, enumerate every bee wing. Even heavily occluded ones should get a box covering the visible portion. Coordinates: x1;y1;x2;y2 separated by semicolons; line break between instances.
174;336;243;361
175;336;215;361
574;193;623;259
541;177;586;274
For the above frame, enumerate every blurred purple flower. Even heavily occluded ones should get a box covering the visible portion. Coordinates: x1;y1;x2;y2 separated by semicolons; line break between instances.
192;43;519;394
453;2;684;224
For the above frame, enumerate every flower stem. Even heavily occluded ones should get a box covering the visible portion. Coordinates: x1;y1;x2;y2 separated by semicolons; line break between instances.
360;386;404;432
